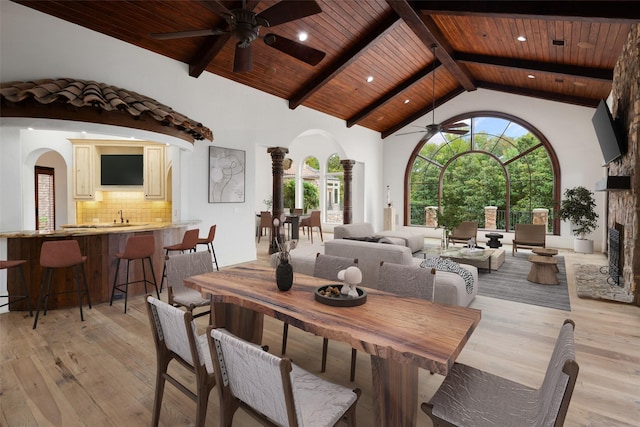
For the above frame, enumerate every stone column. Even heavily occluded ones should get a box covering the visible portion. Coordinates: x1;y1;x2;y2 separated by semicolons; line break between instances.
340;159;355;224
532;208;549;229
484;206;497;230
268;147;288;254
425;206;438;227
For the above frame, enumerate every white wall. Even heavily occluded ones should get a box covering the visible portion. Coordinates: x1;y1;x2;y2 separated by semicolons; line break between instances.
0;2;383;276
384;88;608;252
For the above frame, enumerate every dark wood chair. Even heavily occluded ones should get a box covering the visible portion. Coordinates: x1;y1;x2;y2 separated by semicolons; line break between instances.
422;319;579;427
513;223;546;255
299;210;323;244
448;221;478;245
257;211;272;243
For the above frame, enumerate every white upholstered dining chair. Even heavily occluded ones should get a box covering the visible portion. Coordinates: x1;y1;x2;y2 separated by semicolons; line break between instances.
208;327;360;427
166;251;213;319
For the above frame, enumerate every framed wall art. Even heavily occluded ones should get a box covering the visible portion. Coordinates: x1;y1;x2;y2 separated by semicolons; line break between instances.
209;146;245;203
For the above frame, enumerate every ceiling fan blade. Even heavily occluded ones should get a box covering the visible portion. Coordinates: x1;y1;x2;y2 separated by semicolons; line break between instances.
418;129;439;143
200;0;234;19
396;130;428;136
233;43;253;73
257;0;322;27
444;128;469;135
150;28;225;40
263;34;325;66
443;122;468;129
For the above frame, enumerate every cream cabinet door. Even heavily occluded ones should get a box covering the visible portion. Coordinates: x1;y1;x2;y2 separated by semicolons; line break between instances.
144;145;165;199
73;144;95;199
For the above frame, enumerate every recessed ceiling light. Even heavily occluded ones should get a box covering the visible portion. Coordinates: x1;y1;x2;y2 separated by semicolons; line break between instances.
298;31;308;42
404;99;410;104
527;74;535;79
517;35;527;42
366;76;374;83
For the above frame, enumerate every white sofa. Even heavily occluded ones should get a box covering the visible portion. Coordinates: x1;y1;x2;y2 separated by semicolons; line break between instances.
333;222;426;253
272;238;477;307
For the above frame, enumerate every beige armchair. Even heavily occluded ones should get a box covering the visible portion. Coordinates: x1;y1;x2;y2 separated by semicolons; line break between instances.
513;223;546;255
448;221;478;245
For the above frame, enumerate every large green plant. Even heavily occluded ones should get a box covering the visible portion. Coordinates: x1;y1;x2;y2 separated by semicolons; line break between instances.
559;186;598;239
282;180;319;213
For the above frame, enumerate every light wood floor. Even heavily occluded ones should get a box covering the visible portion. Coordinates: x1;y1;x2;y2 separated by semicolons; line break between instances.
1;234;639;426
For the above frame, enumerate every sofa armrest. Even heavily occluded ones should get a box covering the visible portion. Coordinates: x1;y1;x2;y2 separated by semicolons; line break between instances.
410;258;477;307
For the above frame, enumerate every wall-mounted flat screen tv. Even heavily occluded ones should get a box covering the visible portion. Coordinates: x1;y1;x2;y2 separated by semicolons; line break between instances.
100;154;144;186
592;99;626;165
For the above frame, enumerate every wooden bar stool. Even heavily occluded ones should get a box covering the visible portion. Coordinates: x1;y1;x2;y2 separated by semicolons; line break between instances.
160;228;199;293
110;234;159;313
0;260;33;316
33;240;92;329
196;225;219;271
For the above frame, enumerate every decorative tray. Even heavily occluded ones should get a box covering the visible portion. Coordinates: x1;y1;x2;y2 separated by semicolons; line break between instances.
314;284;367;307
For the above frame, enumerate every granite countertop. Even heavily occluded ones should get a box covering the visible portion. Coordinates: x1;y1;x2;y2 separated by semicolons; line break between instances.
0;220;200;238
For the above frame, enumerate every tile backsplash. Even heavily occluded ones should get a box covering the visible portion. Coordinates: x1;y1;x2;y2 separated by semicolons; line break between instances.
76;191;172;224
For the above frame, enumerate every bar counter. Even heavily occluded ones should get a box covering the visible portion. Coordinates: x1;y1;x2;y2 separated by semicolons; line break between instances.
1;221;200;311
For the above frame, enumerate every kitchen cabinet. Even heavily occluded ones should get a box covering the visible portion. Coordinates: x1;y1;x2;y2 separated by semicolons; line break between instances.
144;145;165;199
73;144;95;199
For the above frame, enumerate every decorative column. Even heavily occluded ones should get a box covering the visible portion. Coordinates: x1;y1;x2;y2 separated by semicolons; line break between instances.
425;206;438;227
268;147;288;254
484;206;497;230
341;159;355;224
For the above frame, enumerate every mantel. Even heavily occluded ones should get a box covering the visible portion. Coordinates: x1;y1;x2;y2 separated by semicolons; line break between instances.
595;176;631;191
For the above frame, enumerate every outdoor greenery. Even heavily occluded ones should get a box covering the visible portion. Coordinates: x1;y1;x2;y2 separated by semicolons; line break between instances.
559;186;599;239
409;118;555;231
283;179;319;213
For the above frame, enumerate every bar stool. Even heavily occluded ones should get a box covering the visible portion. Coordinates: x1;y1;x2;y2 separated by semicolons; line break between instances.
160;228;199;293
196;225;219;271
110;234;159;313
33;240;92;329
0;260;33;316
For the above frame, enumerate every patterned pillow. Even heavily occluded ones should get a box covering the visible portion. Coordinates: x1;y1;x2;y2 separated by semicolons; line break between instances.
420;257;474;294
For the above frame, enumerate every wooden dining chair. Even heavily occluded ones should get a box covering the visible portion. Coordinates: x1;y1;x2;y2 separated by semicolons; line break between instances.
208;327;360;427
281;253;358;374
166;251;213;320
422;319;579;427
258;211;272;243
299;210;323;244
146;296;216;427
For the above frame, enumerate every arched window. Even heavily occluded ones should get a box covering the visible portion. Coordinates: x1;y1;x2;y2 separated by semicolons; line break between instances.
406;112;560;234
326;154;343;224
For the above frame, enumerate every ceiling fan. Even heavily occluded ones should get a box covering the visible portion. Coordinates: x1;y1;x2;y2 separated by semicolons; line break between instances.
397;45;469;141
150;0;326;73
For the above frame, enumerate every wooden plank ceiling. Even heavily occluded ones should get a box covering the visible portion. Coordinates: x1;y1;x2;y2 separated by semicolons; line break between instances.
12;0;639;138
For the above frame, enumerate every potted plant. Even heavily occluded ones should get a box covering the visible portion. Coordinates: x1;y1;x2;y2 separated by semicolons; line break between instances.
559;186;599;254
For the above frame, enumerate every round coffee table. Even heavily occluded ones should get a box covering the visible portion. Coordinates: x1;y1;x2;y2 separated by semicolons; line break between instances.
485;233;504;248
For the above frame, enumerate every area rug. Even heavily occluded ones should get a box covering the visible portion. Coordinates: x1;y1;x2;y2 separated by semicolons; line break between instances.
574;264;634;303
476;253;571;311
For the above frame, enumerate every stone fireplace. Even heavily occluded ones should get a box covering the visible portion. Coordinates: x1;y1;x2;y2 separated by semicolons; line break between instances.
604;24;640;306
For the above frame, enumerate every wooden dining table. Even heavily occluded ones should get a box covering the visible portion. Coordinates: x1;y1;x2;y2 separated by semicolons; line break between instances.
185;263;481;427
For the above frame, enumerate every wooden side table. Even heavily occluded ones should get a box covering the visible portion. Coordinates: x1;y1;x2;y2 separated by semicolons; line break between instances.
532;247;559;272
527;255;558;285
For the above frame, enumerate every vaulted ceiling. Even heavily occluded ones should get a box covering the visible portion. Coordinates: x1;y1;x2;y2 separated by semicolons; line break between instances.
13;1;639;138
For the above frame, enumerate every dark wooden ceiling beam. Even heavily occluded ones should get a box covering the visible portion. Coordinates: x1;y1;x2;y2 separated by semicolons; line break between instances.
457;52;614;82
346;63;439;128
288;12;401;110
477;81;599;108
382;87;465;138
411;1;640;22
387;0;476;91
